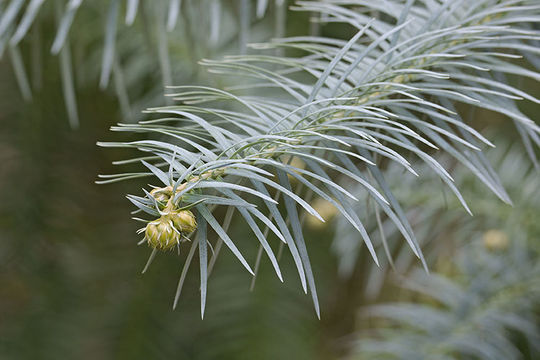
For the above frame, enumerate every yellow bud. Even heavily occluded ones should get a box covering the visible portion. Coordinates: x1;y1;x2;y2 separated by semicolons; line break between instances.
281;155;306;184
150;188;171;205
306;198;338;229
170;210;197;234
145;218;180;251
482;229;509;251
394;75;405;84
333;111;345;119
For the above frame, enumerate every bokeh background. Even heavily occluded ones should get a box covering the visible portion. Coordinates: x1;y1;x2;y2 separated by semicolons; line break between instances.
0;1;538;359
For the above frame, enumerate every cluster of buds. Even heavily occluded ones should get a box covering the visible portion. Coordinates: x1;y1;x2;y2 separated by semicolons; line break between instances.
140;187;197;251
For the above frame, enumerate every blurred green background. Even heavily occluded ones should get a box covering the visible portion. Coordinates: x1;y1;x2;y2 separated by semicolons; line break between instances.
0;1;538;359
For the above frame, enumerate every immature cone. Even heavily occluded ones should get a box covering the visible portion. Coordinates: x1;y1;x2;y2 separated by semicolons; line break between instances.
145;217;180;251
306;198;337;229
143;185;197;250
150;188;171;207
482;229;509;251
170;210;197;234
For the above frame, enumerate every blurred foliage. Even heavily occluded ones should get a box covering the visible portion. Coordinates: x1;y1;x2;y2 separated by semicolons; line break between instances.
351;241;539;360
336;144;540;359
0;0;293;126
